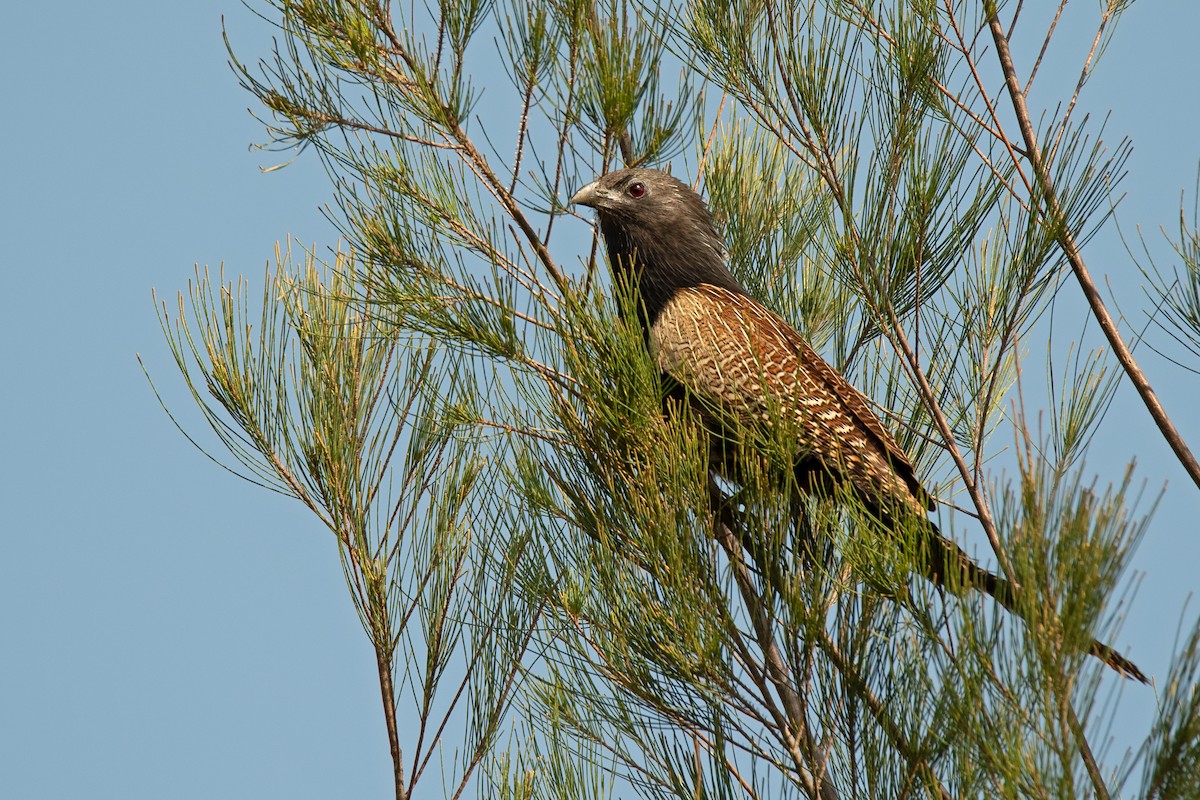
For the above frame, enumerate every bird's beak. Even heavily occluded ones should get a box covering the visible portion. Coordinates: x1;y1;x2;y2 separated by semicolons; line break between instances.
569;180;601;208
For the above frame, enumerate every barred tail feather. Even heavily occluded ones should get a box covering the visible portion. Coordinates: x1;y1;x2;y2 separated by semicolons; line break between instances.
919;520;1148;684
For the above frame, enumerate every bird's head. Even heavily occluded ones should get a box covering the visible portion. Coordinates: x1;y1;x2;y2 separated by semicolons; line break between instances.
570;168;745;322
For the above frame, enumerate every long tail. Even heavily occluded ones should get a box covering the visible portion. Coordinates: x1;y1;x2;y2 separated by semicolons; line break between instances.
919;521;1147;683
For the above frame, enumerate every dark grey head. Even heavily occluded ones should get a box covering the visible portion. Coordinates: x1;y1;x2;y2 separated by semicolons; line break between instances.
570;168;747;324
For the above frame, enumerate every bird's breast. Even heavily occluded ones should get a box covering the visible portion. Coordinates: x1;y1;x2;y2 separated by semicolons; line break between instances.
650;286;790;422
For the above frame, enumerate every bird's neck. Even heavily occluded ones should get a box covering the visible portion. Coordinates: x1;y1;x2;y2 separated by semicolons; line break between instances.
599;217;746;327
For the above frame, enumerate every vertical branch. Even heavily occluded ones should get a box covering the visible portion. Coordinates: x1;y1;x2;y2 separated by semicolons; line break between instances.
708;482;839;800
376;644;405;800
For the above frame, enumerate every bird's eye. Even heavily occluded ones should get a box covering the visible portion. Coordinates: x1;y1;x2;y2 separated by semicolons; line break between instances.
628;182;645;198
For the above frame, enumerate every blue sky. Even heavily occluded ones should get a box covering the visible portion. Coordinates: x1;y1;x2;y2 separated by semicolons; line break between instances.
2;3;1198;797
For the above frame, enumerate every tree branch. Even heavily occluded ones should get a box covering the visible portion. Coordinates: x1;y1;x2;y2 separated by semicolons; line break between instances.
985;8;1200;493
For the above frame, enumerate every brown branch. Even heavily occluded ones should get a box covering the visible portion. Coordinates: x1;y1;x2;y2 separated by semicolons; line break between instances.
763;0;847;205
509;70;537;196
1048;5;1112;169
375;644;405;800
1024;0;1069;96
941;1;1033;195
367;15;570;295
985;9;1200;493
708;495;839;800
815;631;955;800
888;313;1017;588
1066;701;1111;800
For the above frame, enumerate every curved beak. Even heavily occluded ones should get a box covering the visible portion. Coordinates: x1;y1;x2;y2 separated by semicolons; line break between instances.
569;180;601;208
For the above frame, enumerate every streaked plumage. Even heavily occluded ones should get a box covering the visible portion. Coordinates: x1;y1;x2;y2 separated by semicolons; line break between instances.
571;167;1146;683
653;282;931;517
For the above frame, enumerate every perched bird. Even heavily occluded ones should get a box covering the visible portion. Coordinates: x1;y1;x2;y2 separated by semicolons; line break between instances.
570;167;1146;683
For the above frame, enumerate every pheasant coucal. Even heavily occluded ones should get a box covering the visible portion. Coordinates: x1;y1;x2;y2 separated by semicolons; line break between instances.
570;167;1146;683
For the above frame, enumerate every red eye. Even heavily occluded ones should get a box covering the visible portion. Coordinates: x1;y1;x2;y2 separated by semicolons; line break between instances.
628;182;645;198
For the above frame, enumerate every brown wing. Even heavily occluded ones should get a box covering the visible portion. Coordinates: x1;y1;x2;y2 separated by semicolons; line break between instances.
651;283;932;515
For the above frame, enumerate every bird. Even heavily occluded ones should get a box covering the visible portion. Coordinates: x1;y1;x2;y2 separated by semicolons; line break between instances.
570;166;1147;683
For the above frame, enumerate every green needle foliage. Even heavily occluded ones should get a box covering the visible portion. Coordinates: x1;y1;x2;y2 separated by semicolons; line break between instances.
150;2;1200;798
